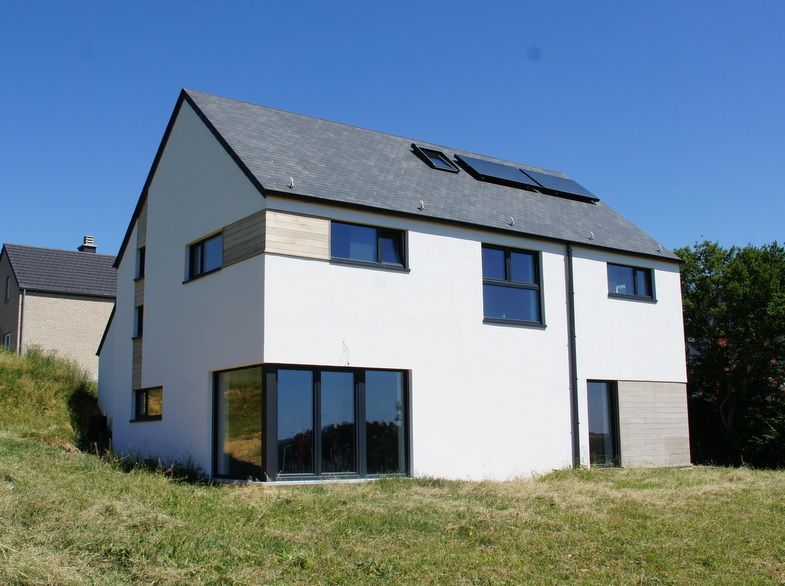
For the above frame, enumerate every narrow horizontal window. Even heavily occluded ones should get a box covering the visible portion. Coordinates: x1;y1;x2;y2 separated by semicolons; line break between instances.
607;263;653;299
331;221;405;268
481;245;542;325
188;233;223;280
134;387;163;421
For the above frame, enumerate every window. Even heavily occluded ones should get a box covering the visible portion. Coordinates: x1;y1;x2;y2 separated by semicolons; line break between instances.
481;245;542;325
135;247;146;279
134;387;163;421
134;306;144;338
2;333;11;351
412;144;459;173
188;233;223;279
607;263;653;299
331;222;405;268
587;381;620;467
4;276;9;301
214;365;410;480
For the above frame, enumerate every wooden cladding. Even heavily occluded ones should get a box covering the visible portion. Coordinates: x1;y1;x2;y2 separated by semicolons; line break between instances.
223;210;266;267
132;337;143;390
617;381;691;468
136;200;148;247
134;280;144;307
265;210;330;260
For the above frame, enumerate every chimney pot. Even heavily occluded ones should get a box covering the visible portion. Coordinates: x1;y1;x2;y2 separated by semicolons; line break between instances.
78;235;97;253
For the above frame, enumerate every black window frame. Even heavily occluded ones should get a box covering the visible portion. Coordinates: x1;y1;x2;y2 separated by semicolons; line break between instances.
4;276;9;302
135;246;146;280
134;305;144;338
2;332;11;350
132;386;163;422
411;144;460;173
212;364;412;482
587;380;621;467
187;233;223;281
481;244;545;327
607;263;655;301
330;221;408;271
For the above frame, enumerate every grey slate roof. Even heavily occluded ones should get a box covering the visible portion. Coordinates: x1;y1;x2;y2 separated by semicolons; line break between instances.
116;89;679;265
2;244;116;298
184;89;679;262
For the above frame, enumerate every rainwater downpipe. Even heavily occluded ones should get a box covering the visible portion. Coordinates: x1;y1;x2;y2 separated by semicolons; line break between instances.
18;288;26;354
565;245;580;468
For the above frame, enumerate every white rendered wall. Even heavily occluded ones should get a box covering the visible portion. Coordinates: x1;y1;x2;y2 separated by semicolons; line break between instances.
99;101;265;471
571;246;687;466
262;196;575;480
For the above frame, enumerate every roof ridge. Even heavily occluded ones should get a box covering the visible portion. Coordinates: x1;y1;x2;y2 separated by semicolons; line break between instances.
3;242;115;259
184;88;569;178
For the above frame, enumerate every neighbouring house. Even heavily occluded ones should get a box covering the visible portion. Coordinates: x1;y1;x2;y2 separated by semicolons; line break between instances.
98;89;690;481
1;237;116;379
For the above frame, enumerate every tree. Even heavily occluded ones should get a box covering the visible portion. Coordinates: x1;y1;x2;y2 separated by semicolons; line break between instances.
676;241;785;467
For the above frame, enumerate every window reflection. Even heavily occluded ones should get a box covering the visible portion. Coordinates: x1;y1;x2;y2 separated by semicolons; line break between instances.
321;371;355;473
366;371;406;474
216;367;263;479
277;370;314;474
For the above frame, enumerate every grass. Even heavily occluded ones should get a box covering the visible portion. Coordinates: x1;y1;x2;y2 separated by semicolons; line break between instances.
1;350;785;584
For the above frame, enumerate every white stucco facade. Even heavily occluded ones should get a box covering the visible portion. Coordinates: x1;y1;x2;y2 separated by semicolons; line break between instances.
99;99;690;480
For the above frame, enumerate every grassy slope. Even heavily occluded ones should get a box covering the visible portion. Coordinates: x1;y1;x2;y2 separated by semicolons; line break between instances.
1;351;785;585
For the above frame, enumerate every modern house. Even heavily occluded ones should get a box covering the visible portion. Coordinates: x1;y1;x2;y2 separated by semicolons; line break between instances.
98;89;690;481
1;238;116;378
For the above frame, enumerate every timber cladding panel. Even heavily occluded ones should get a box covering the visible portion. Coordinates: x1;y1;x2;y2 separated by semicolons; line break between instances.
264;210;330;260
223;210;266;267
134;280;144;307
136;200;148;247
132;337;143;389
617;381;691;468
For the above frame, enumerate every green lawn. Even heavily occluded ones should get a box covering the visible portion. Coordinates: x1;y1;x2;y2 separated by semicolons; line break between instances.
1;350;784;584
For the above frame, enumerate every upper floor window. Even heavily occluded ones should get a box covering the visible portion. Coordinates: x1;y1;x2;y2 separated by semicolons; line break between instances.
189;233;223;279
135;247;146;279
607;263;653;300
412;144;460;173
331;221;405;268
134;305;144;338
4;276;9;301
481;245;542;325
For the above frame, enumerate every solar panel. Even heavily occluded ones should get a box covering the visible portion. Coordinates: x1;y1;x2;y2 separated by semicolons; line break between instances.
455;154;540;189
520;169;598;201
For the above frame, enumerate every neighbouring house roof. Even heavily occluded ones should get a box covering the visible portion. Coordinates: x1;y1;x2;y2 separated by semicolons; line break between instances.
115;88;681;267
1;244;116;298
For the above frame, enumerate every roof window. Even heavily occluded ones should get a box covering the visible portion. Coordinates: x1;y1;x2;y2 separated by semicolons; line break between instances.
412;144;459;173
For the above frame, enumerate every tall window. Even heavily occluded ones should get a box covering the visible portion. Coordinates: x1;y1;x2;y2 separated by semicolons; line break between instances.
134;387;163;420
607;263;653;299
214;365;409;480
215;367;263;479
4;276;10;302
331;221;405;268
2;333;11;351
188;233;223;279
134;306;144;338
481;245;542;325
587;381;620;467
136;247;146;279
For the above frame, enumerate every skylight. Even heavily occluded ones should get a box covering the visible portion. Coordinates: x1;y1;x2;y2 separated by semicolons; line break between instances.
412;144;459;173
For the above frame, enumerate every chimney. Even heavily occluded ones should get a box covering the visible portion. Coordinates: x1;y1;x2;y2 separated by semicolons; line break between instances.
78;235;97;253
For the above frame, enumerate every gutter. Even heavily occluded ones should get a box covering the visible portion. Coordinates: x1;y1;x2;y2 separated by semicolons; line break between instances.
18;288;26;353
565;245;580;467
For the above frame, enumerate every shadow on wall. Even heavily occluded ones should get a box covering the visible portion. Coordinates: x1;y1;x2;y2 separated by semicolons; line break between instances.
66;383;111;452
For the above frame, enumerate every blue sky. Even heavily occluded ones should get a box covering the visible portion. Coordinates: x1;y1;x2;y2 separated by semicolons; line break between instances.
2;1;783;255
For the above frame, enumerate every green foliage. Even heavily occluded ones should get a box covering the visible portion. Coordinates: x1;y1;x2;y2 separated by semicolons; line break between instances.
676;241;785;466
0;347;105;449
